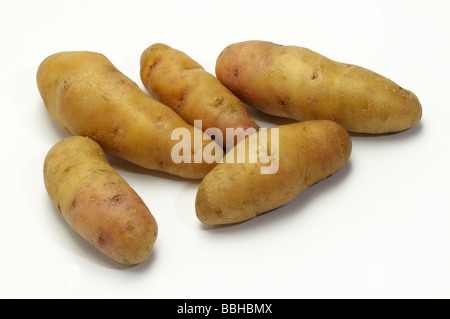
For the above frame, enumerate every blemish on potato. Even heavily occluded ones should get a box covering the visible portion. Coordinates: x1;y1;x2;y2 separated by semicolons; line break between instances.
98;234;106;247
63;165;74;173
111;127;119;137
71;198;78;209
210;96;224;107
148;60;159;70
109;193;126;206
126;223;135;233
279;96;290;107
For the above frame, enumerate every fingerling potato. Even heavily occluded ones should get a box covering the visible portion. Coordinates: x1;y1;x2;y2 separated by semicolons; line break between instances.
140;43;260;149
195;120;352;225
37;51;218;179
215;40;422;134
44;136;157;265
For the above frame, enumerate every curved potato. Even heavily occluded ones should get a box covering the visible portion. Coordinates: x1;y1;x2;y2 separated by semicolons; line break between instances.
37;51;218;179
195;120;351;225
215;40;422;134
140;43;260;149
44;136;157;265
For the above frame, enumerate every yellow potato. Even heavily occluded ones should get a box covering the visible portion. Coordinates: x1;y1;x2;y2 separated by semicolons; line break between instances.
37;51;218;179
215;40;422;134
44;136;157;265
195;120;352;225
140;43;260;149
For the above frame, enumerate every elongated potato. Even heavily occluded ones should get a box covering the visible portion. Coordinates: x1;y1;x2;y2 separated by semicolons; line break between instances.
140;43;260;148
37;51;218;179
215;40;422;134
44;136;157;265
195;120;351;225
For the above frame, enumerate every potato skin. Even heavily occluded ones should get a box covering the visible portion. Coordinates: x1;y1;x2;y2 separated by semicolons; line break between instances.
195;120;351;225
215;40;422;134
37;51;217;179
140;43;260;148
44;136;157;265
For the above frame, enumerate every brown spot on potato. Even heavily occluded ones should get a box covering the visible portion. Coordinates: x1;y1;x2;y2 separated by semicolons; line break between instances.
110;194;126;206
126;223;135;233
176;93;187;110
279;96;290;107
98;234;106;247
210;96;224;107
71;198;78;209
63;165;74;173
111;127;119;137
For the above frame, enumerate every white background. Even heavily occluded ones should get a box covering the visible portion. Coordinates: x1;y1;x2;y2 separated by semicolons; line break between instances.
1;0;449;299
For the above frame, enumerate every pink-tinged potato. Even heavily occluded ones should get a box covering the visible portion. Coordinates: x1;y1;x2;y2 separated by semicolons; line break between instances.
215;40;422;134
195;120;352;225
37;51;218;179
44;136;158;265
140;43;260;149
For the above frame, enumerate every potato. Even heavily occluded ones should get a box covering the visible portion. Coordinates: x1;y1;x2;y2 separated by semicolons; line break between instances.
37;51;218;179
215;40;422;134
44;136;157;265
140;43;260;149
195;120;351;225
